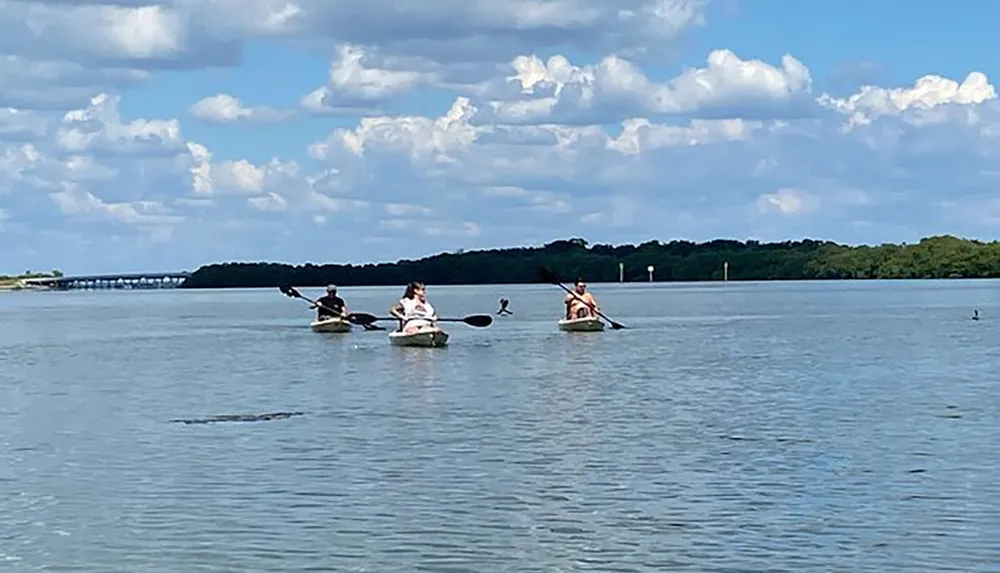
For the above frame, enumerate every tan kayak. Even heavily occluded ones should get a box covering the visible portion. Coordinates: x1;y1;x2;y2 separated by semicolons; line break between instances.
388;326;449;347
557;317;605;332
310;317;353;333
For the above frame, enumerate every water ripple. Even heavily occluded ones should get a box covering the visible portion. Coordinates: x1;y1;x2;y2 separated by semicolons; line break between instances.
2;285;999;571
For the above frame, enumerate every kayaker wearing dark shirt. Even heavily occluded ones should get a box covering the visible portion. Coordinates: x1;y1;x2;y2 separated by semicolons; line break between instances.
313;284;348;320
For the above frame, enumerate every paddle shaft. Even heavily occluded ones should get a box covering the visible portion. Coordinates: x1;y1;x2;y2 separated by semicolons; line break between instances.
376;313;490;327
392;315;445;324
307;296;347;319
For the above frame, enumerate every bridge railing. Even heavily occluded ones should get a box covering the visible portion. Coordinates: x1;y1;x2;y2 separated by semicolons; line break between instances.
19;272;192;290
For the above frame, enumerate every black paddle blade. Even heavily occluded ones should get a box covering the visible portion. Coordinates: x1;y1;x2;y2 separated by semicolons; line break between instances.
464;314;493;327
278;284;302;298
609;320;625;330
347;312;379;325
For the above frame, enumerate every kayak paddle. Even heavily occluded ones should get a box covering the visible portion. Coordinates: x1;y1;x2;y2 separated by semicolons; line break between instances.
537;267;626;329
349;312;493;328
277;284;385;330
446;314;493;327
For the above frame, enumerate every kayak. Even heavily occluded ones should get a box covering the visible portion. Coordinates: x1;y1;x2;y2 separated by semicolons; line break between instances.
557;316;605;332
310;317;353;333
388;326;449;347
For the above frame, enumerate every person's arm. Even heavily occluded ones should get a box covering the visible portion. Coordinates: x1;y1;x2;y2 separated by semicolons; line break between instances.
339;297;349;317
389;302;404;319
389;302;405;328
588;294;600;311
582;294;598;317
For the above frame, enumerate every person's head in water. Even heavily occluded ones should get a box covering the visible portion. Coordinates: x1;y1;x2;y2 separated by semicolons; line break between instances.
326;284;337;295
404;281;427;302
574;278;587;294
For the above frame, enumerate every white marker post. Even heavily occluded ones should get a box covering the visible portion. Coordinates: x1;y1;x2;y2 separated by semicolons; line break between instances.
619;262;624;283
724;261;729;282
647;265;654;282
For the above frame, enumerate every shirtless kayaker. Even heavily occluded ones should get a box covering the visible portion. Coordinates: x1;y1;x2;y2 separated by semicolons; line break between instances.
564;278;600;319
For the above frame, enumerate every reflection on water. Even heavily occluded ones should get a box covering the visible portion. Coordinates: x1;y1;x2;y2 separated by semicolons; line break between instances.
394;342;439;385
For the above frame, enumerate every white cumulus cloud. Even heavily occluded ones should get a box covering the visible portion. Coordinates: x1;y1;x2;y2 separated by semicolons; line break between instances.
757;187;820;216
302;45;439;113
473;49;814;125
2;1;1000;273
190;94;292;124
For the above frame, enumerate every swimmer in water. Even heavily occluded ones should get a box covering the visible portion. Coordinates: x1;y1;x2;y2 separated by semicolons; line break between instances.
972;309;980;320
497;297;512;315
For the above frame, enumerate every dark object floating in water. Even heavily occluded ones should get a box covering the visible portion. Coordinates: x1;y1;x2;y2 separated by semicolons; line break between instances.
171;411;305;425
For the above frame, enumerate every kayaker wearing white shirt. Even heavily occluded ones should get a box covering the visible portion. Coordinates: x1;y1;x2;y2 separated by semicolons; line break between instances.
389;281;438;333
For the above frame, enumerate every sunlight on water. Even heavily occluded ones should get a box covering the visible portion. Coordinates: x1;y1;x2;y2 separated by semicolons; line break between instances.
1;281;999;571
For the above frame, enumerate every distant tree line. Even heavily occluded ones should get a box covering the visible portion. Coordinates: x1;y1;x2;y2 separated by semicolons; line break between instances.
179;235;1000;289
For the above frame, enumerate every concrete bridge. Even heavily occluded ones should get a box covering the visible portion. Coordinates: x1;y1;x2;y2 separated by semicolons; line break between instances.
19;271;191;290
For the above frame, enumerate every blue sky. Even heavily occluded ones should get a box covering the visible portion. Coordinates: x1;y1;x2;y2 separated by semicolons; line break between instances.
1;0;999;274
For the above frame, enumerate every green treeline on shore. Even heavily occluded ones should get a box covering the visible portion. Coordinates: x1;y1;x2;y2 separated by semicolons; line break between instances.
179;235;1000;289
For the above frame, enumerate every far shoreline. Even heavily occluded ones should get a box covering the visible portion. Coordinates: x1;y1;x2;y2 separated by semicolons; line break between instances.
10;234;1000;290
8;276;1000;298
178;235;1000;289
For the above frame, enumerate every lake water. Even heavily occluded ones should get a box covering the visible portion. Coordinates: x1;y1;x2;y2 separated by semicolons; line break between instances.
2;280;999;572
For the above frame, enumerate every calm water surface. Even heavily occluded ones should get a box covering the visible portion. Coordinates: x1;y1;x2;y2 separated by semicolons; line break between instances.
2;281;999;571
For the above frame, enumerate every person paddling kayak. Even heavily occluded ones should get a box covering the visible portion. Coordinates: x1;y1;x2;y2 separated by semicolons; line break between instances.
312;284;349;320
565;278;600;319
389;281;438;333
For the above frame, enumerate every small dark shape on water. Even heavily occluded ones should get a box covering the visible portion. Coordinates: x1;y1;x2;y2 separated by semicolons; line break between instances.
497;297;512;315
171;411;305;425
